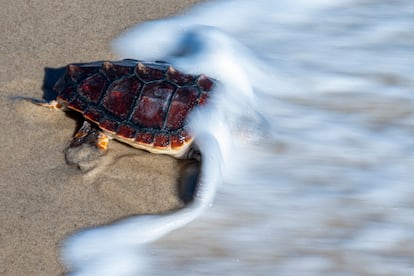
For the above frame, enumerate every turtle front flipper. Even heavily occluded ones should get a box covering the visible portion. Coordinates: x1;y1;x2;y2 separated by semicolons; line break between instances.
70;121;109;151
65;121;109;170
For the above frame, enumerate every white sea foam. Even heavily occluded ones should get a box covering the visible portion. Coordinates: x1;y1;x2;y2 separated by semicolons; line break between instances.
64;0;414;275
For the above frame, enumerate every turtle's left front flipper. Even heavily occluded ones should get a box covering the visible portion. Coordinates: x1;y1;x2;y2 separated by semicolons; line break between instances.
65;121;109;171
70;121;109;151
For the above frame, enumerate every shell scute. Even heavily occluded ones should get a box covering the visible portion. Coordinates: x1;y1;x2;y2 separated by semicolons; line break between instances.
77;73;108;103
102;76;141;120
135;131;155;145
154;133;170;148
166;66;194;86
67;64;97;82
131;81;175;129
117;124;136;139
57;85;77;103
84;106;103;124
166;85;199;130
171;132;186;149
68;97;88;112
196;74;214;91
198;92;209;105
102;61;134;81
99;118;118;133
135;62;166;82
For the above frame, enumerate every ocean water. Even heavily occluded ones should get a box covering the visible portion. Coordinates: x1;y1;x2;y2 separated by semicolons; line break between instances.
63;0;414;275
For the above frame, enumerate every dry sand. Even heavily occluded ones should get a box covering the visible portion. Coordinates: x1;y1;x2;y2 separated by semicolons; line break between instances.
0;1;202;274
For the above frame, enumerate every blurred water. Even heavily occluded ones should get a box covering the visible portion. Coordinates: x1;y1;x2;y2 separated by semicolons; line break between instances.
64;0;414;275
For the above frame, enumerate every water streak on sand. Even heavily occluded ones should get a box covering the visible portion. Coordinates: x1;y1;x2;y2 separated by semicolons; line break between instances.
63;0;414;275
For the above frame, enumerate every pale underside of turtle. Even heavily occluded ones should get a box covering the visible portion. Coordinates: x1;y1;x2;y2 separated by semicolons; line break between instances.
48;59;215;158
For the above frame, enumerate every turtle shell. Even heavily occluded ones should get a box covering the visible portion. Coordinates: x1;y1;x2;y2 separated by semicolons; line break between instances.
54;59;215;157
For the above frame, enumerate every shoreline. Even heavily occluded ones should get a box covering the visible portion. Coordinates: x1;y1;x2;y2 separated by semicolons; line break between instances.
0;1;202;274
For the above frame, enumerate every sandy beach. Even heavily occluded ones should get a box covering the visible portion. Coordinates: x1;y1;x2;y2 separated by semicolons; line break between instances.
0;1;201;274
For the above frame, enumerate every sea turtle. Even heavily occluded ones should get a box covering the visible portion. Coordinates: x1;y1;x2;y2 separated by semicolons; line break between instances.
41;59;215;159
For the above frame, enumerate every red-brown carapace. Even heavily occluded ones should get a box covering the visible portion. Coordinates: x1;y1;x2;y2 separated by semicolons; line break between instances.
46;59;215;158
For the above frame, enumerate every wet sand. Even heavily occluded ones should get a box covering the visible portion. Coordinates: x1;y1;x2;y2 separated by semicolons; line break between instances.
0;1;201;274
